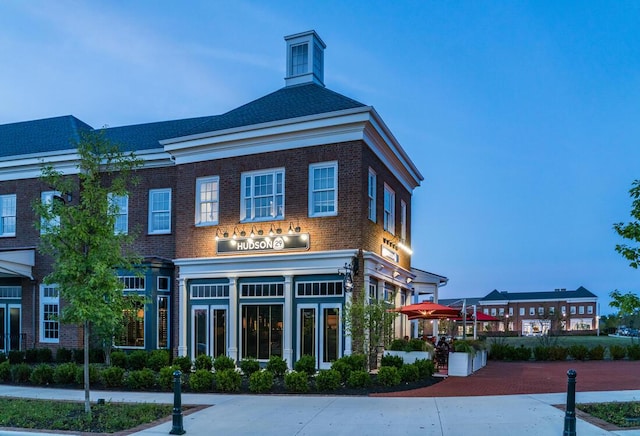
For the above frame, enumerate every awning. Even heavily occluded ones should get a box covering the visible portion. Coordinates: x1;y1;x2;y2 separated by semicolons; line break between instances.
0;249;35;279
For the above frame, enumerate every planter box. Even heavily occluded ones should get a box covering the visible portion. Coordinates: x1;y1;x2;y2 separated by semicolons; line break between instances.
384;350;431;364
448;352;473;376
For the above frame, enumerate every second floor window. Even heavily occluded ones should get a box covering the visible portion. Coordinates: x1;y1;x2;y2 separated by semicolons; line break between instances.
241;168;284;222
368;169;376;222
149;188;171;234
0;194;16;237
196;176;219;226
383;184;395;234
400;200;407;241
309;162;337;217
108;193;128;235
40;191;61;234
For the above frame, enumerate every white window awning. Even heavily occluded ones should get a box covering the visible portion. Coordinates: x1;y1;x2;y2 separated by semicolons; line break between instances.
0;249;35;279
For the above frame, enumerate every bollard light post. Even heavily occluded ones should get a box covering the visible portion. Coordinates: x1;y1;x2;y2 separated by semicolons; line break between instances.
169;370;186;435
563;369;577;436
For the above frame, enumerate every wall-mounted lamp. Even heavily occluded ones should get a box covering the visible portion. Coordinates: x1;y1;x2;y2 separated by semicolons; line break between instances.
376;264;384;272
392;270;400;278
232;226;239;239
406;277;413;284
338;256;359;291
288;222;294;234
215;229;221;241
269;225;275;237
223;231;229;238
250;226;256;238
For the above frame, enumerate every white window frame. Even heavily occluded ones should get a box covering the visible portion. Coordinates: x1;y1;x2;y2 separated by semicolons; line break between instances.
508;307;514;316
0;194;16;237
241;168;285;222
290;42;309;76
400;200;407;241
570;306;577;315
579;306;585;315
195;176;220;226
383;184;395;234
39;285;59;344
40;191;60;234
587;305;594;314
148;188;172;234
308;162;337;217
519;307;525;316
108;193;128;235
529;307;535;316
368;169;376;222
538;306;544;315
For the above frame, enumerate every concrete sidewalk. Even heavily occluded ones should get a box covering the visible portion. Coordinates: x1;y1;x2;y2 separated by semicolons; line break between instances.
1;386;640;435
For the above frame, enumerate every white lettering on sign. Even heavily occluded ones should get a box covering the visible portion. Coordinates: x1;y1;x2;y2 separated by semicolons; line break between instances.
237;237;285;252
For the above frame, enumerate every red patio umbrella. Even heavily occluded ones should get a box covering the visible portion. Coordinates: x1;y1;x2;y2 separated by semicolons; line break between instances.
394;302;461;320
451;311;500;322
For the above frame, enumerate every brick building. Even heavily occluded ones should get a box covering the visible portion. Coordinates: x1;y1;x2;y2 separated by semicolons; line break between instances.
0;30;447;368
440;286;599;336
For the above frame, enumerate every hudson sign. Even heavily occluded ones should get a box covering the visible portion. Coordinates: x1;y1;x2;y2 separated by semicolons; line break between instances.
217;234;310;255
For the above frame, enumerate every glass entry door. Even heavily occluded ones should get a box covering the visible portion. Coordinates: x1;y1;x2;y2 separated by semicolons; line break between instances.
298;304;341;369
192;306;227;359
0;304;21;354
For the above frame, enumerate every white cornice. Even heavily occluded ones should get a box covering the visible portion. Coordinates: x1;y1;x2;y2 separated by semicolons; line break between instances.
175;249;358;279
0;148;173;181
162;107;423;191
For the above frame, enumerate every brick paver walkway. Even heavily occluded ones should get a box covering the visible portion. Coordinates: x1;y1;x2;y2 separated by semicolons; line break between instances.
373;360;640;397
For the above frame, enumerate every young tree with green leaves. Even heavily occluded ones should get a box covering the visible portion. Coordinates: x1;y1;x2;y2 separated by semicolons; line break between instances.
614;179;640;269
34;131;142;415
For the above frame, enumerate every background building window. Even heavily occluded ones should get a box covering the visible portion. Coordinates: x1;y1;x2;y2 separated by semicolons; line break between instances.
570;306;577;315
368;169;376;222
241;169;284;221
383;184;395;234
587;306;594;314
40;191;61;234
308;162;337;217
0;194;16;237
108;193;128;234
148;188;171;234
519;307;525;316
40;285;59;343
196;176;219;226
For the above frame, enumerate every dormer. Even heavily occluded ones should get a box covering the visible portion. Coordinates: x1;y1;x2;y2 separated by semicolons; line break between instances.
284;30;326;87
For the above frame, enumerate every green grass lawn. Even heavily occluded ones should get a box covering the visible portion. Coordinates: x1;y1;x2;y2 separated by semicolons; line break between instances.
0;398;173;433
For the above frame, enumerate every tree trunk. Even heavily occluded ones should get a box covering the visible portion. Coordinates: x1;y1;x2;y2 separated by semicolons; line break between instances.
84;320;91;416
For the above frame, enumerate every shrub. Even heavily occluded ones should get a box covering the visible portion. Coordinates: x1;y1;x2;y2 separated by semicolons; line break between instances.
413;358;435;378
110;351;128;368
25;348;38;364
380;354;404;369
266;355;287;377
37;348;53;363
513;346;532;361
158;366;182;391
0;352;6;364
173;355;193;373
101;366;125;388
239;358;261;376
376;366;401;386
56;347;73;363
8;350;25;364
408;338;429;352
249;370;274;393
399;364;420;383
347;370;372;388
548;346;568;361
609;344;627;360
0;361;10;382
72;348;84;364
215;369;242;392
389;339;408;351
284;370;309;393
147;350;170;371
567;344;589;361
89;348;105;364
53;362;78;384
125;368;156;390
293;354;316;376
533;346;551;361
213;355;235;372
189;369;214;392
11;363;32;383
315;369;341;391
628;344;640;360
588;345;605;360
331;359;352;382
194;354;213;371
75;364;100;385
30;364;54;385
344;354;367;371
489;343;510;360
128;350;149;370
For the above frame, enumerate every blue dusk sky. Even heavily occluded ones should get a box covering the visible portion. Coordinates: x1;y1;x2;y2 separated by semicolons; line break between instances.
1;1;638;314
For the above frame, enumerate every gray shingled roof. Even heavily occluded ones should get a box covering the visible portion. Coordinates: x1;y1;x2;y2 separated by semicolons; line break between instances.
481;286;597;301
0;83;366;158
0;115;93;158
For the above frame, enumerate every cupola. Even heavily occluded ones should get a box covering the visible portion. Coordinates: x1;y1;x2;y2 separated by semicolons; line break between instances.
284;30;326;87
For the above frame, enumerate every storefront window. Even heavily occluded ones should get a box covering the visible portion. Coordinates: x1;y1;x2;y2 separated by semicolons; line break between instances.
242;304;283;359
